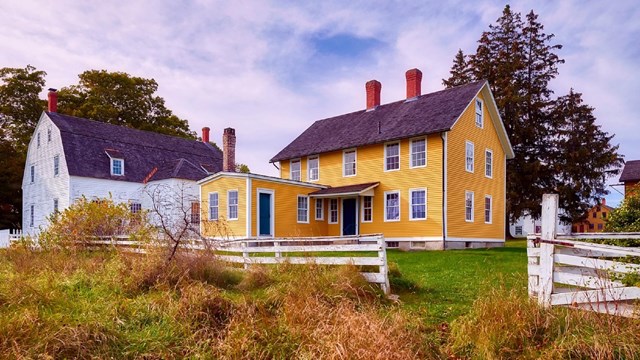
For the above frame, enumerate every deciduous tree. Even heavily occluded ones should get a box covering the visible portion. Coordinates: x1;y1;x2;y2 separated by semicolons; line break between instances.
58;70;196;139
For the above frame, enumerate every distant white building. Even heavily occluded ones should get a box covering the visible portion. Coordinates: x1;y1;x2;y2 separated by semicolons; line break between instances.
509;212;572;238
21;89;233;236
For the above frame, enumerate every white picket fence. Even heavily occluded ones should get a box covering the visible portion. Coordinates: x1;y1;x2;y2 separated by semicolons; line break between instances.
528;194;640;317
85;233;390;294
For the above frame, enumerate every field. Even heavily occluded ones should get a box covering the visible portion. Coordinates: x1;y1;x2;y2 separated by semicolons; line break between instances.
1;239;638;359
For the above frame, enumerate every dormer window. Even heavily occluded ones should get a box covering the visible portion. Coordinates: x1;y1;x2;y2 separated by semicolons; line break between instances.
105;149;125;176
111;158;124;176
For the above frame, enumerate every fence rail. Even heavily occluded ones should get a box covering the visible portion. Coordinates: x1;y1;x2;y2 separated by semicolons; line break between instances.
527;194;640;317
68;233;390;294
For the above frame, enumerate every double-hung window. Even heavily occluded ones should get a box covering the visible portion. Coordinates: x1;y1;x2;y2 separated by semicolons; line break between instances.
315;198;323;220
30;165;35;183
53;199;59;213
53;155;60;176
37;132;41;148
47;128;52;142
385;191;400;221
465;191;474;222
308;156;319;181
228;190;238;220
484;195;492;224
410;138;426;168
297;196;309;223
190;202;200;224
209;193;219;220
410;189;427;220
485;149;493;178
290;159;301;181
475;99;483;128
362;196;373;222
465;141;474;173
329;199;338;224
29;205;34;227
343;150;356;176
385;143;400;171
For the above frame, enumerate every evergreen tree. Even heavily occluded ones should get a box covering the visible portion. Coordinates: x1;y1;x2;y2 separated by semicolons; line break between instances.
58;70;196;139
442;49;472;87
551;90;623;221
443;5;620;224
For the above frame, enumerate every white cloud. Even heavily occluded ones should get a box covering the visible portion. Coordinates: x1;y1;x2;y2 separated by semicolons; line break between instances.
1;0;638;204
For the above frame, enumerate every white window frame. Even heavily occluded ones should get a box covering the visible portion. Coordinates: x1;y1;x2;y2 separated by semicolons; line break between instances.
384;142;400;172
111;158;124;176
484;195;492;224
329;198;339;224
308;155;319;182
290;159;301;181
37;132;41;148
297;195;309;223
515;225;523;236
361;196;373;223
47;128;52;142
409;188;427;221
315;198;324;220
190;201;200;224
384;191;400;222
465;141;474;173
53;155;60;177
53;198;59;213
29;204;34;227
30;165;35;183
465;191;474;222
485;149;493;179
410;138;427;168
209;192;219;220
475;98;483;128
227;190;239;220
343;149;357;177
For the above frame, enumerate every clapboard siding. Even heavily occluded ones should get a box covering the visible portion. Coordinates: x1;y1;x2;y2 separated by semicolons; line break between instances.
446;89;506;240
22;113;70;235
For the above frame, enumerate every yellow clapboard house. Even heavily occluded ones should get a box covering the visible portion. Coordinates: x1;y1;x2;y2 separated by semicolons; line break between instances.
200;68;514;249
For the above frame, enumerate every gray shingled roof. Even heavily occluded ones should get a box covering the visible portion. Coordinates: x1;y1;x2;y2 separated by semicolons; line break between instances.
271;80;486;162
48;112;222;182
620;160;640;182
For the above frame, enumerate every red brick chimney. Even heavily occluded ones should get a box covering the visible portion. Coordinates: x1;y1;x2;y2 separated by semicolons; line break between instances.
601;198;606;206
202;127;210;143
48;88;57;112
366;80;381;110
223;128;236;172
405;68;422;99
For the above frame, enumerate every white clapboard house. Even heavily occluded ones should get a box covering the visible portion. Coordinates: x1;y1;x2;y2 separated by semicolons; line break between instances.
22;89;234;236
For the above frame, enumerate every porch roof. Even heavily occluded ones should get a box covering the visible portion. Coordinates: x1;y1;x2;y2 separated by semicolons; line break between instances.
308;182;379;198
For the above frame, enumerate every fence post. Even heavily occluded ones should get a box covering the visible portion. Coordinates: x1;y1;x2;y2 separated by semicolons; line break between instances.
274;240;281;260
242;241;249;269
378;235;390;294
538;194;558;307
527;237;540;298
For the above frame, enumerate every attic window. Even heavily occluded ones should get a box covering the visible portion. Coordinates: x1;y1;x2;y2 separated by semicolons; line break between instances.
111;158;124;176
475;99;483;128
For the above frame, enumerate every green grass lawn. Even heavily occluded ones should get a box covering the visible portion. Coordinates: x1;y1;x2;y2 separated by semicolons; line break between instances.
389;240;528;322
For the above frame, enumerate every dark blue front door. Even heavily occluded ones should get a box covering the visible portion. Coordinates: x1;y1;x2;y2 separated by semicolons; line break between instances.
342;198;357;236
259;193;272;236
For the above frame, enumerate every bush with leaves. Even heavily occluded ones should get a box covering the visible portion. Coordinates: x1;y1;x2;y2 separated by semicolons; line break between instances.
606;188;640;234
38;196;155;249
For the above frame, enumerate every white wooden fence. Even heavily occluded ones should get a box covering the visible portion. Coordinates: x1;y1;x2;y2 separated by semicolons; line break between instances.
528;194;640;317
80;233;390;294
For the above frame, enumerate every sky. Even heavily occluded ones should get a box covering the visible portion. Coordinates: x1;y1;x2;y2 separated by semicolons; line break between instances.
2;0;639;206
